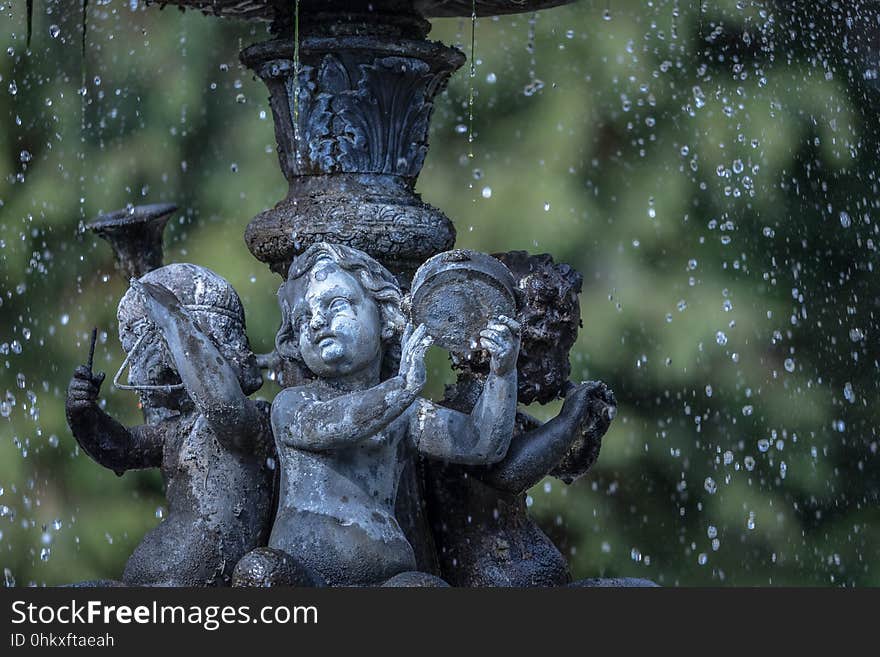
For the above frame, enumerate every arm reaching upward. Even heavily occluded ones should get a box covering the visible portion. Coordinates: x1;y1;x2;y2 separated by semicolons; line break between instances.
411;316;520;465
136;280;262;451
65;365;163;475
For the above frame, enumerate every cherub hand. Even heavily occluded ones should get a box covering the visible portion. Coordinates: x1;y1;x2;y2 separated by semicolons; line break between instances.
399;323;434;394
560;380;617;431
131;279;186;330
479;315;521;376
551;380;617;483
66;365;105;413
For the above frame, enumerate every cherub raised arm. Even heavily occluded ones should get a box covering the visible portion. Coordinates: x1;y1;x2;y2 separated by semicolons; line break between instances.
65;264;274;586
265;243;520;586
424;251;622;587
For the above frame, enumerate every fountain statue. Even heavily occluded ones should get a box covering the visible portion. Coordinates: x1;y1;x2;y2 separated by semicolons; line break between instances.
60;0;655;586
256;242;519;587
66;263;275;586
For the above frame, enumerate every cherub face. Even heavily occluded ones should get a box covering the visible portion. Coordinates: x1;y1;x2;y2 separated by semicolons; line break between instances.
116;314;184;403
293;262;383;378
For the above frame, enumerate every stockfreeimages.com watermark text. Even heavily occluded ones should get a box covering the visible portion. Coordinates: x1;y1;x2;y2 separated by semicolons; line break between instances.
10;599;318;634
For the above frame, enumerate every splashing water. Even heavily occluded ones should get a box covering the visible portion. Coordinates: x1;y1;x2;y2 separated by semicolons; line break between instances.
468;0;476;159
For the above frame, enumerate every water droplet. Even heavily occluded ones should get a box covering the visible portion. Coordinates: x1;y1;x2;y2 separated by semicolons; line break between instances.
481;186;492;199
485;72;497;84
19;150;32;163
783;357;795;372
523;79;544;96
40;547;50;562
839;211;851;228
843;382;855;404
698;553;708;565
742;404;753;416
707;525;718;539
849;327;865;342
603;9;612;21
744;455;756;471
543;202;551;212
704;477;717;494
49;25;61;39
715;331;728;345
758;438;770;452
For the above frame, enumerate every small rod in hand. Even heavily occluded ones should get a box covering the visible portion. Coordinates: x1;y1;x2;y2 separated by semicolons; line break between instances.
87;327;98;374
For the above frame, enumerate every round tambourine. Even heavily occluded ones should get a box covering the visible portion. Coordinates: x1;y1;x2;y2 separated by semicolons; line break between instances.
408;249;517;355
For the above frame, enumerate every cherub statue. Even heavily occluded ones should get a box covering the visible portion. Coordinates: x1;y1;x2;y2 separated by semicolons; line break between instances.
65;263;275;586
265;243;520;586
425;251;618;586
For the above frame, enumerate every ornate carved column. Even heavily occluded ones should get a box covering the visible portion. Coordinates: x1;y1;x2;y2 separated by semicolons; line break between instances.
239;8;461;279
152;1;574;276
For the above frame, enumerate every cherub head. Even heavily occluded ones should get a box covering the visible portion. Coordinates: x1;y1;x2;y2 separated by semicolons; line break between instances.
116;263;262;403
275;243;405;379
499;251;583;404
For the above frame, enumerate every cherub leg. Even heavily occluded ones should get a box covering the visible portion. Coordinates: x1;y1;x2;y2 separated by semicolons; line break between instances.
123;516;225;586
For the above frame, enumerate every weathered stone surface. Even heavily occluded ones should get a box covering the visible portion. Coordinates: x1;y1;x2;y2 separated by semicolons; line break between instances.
86;203;176;280
232;547;326;587
66;264;275;586
266;243;520;585
241;36;461;277
409;249;517;355
425;252;617;587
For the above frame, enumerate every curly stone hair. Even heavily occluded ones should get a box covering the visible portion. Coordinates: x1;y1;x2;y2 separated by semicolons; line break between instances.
456;251;583;405
275;243;405;374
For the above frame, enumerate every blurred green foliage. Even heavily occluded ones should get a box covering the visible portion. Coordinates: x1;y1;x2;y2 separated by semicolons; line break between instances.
0;0;877;586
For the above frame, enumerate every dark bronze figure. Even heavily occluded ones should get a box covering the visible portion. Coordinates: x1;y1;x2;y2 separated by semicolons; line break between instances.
65;264;275;586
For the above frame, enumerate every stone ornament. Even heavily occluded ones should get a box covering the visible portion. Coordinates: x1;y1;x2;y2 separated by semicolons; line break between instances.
62;0;656;587
66;264;275;586
257;242;520;585
409;248;517;355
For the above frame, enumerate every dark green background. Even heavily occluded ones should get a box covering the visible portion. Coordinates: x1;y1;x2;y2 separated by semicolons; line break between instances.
1;0;877;586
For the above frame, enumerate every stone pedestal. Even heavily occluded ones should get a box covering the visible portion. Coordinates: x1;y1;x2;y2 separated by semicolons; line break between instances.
240;25;462;277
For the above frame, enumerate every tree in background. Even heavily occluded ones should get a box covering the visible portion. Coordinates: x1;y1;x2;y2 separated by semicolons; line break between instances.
0;0;877;586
